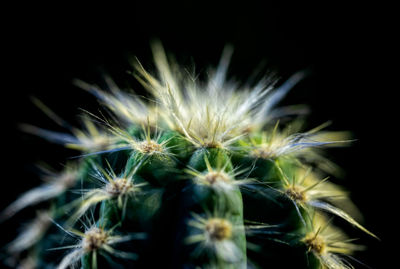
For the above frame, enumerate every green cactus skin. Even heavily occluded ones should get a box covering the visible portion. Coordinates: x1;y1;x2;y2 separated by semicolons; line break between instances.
1;45;377;269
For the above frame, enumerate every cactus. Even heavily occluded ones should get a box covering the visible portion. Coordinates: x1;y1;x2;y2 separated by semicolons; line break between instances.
1;43;377;269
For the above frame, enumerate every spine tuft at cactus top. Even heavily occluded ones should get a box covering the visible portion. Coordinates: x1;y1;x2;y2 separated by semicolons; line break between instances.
2;43;377;269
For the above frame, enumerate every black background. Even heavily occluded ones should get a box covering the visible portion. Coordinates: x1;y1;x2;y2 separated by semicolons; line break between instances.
1;2;395;268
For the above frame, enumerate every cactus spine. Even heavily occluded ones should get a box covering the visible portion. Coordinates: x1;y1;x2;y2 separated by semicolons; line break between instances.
2;44;376;269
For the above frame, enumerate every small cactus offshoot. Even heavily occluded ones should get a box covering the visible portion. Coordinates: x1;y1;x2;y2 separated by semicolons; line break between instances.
2;43;377;268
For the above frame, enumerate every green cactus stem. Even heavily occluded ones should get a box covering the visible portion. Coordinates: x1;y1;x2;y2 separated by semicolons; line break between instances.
1;43;377;269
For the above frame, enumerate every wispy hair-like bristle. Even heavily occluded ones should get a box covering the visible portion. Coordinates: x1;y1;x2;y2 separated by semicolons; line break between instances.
275;164;378;239
0;164;79;221
54;216;142;269
302;214;365;269
133;42;307;148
